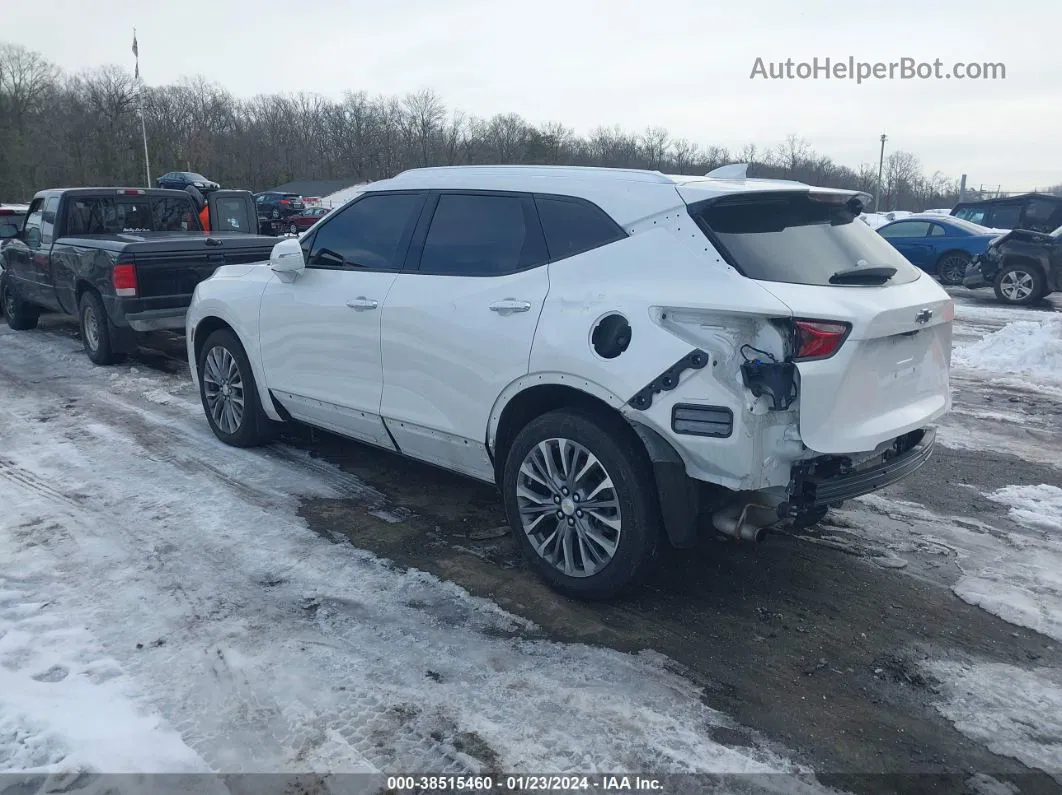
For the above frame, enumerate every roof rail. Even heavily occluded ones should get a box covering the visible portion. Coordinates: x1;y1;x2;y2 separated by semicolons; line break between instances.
389;164;676;184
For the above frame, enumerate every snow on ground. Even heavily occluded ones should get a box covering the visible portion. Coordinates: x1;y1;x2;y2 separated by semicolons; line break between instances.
845;493;1062;643
924;660;1062;785
989;485;1062;532
0;328;832;790
951;316;1062;385
822;492;1062;782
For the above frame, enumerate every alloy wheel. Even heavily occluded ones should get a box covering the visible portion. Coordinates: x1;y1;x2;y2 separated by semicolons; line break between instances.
938;255;968;285
515;437;622;578
1000;269;1035;301
202;345;245;435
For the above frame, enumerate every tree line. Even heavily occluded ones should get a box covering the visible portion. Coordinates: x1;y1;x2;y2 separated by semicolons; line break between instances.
1;41;1053;209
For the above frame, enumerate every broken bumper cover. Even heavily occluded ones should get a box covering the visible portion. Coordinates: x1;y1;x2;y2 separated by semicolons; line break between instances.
962;254;993;289
779;427;936;514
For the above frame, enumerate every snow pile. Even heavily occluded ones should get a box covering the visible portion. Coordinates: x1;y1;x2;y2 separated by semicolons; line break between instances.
321;182;372;209
989;484;1062;532
925;660;1062;784
952;317;1062;385
859;212;890;229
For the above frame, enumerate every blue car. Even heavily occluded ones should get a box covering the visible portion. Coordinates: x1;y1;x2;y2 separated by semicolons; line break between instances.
875;215;1000;285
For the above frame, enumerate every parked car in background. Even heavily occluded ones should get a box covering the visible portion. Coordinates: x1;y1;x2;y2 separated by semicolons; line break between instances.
186;164;952;600
254;191;307;235
0;188;273;363
876;215;1000;285
285;206;331;234
964;225;1062;305
156;171;221;193
952;193;1062;233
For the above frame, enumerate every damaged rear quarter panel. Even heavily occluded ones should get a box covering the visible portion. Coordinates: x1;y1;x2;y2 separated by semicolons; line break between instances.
527;217;799;489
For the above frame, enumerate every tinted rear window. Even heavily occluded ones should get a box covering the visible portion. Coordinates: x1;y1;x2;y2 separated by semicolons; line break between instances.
535;196;626;261
65;197;200;235
692;192;922;287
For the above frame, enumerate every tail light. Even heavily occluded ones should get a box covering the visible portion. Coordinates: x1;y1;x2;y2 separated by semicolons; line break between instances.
117;189;145;196
112;255;138;297
279;199;289;205
792;319;851;361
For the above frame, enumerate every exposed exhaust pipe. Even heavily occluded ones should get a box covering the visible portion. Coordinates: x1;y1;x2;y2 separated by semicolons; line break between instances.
712;502;779;543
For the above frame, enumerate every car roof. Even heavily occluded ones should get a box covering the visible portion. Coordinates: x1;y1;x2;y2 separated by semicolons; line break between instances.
366;165;849;227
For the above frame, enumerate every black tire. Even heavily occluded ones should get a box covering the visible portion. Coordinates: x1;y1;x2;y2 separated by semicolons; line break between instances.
936;251;970;286
78;290;125;365
197;328;277;447
993;263;1046;305
502;408;661;600
3;279;40;330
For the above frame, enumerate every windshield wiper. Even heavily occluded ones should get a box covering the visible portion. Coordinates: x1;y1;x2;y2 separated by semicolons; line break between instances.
829;266;897;285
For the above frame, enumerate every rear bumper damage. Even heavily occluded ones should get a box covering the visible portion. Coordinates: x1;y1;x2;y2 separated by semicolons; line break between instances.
778;427;936;515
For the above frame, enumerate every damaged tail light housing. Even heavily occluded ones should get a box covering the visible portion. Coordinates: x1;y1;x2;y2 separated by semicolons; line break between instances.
792;319;851;361
112;255;138;297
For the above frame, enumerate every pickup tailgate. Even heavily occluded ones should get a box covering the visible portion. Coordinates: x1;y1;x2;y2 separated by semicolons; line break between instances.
117;232;275;303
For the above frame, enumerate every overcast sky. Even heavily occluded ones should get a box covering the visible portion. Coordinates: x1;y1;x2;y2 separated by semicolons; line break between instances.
7;0;1060;189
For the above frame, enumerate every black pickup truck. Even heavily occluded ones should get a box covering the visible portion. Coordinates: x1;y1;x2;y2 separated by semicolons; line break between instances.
0;187;276;364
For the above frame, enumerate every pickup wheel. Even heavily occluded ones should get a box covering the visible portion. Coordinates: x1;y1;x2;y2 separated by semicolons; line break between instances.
2;281;40;330
197;328;276;448
502;408;661;600
993;263;1046;305
78;290;125;365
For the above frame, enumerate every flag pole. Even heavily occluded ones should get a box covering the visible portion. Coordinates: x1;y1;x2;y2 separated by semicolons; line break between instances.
133;27;152;187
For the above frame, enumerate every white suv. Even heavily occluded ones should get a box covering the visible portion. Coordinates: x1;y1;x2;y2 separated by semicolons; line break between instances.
186;165;953;599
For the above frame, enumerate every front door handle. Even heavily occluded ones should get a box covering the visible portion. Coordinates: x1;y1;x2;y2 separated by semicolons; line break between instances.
346;296;378;311
489;298;532;315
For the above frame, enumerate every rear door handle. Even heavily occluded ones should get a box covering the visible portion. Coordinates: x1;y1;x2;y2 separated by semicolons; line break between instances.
489;299;532;315
346;296;378;311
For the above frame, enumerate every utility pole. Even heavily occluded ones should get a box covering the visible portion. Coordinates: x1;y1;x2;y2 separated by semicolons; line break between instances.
133;28;152;187
959;174;967;203
874;133;887;211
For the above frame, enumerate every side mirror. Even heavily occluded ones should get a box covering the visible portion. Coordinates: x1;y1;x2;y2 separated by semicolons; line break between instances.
269;237;305;281
0;224;18;239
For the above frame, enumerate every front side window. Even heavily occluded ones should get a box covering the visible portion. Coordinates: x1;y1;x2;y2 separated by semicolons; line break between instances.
23;199;44;248
419;193;546;276
534;195;626;262
878;221;932;239
307;192;424;270
40;197;60;244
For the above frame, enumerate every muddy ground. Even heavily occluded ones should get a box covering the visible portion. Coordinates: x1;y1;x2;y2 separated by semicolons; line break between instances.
26;291;1062;795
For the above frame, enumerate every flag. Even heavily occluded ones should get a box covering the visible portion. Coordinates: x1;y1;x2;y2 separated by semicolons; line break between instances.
132;28;140;81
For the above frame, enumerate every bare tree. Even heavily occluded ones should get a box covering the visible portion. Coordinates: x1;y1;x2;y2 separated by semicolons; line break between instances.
0;41;968;211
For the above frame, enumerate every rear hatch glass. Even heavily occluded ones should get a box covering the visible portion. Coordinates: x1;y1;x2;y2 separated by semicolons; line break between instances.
689;191;922;287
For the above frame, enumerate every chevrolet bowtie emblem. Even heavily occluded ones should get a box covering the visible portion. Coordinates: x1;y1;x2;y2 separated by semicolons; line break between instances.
914;308;933;324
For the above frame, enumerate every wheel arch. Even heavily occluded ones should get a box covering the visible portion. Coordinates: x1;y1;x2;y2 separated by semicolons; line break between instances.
191;313;283;422
488;374;702;549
